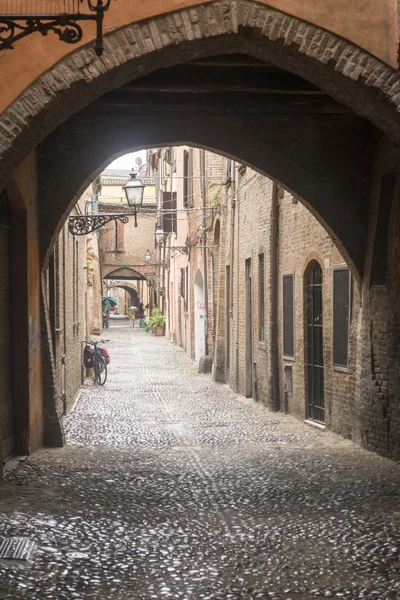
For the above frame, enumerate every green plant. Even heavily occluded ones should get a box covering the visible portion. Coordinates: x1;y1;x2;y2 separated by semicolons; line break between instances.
148;307;166;330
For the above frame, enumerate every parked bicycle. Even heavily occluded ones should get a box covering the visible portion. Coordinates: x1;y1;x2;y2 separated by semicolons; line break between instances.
83;339;110;386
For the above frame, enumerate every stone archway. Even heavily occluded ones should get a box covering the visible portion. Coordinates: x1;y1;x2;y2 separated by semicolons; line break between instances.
7;0;400;452
2;0;400;194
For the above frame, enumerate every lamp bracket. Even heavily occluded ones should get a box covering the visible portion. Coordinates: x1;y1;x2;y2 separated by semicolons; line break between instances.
0;1;112;56
170;246;189;255
68;214;129;236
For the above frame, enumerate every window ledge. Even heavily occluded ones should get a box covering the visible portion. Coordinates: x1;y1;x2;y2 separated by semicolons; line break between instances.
304;419;326;431
333;365;349;374
283;355;295;362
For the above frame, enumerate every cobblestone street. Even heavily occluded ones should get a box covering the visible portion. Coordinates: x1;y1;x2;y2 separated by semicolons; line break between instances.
0;325;399;599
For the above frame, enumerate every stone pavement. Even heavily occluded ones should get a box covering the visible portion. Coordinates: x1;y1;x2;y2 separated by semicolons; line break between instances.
0;326;400;600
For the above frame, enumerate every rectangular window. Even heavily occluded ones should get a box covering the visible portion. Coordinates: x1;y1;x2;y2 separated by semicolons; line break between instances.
162;191;177;235
185;266;189;312
258;254;265;341
72;239;77;325
117;220;124;251
183;150;189;209
180;268;186;298
283;274;294;357
226;265;231;370
227;159;232;182
333;267;350;367
285;365;293;395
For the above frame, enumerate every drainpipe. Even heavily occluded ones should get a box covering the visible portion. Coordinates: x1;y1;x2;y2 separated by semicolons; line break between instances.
62;227;67;415
201;149;209;356
210;248;215;360
235;165;240;392
270;182;280;411
228;172;236;384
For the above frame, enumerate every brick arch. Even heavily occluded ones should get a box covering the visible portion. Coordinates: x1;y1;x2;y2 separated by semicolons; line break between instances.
3;0;400;193
302;253;325;278
17;1;400;447
102;267;147;280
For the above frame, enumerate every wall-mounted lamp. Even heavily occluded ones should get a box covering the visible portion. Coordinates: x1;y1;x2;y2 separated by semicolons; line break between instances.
69;169;145;236
123;170;145;227
145;249;151;263
155;224;165;247
158;286;165;297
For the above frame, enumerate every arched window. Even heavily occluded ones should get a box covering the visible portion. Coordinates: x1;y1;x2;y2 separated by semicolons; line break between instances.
305;260;324;423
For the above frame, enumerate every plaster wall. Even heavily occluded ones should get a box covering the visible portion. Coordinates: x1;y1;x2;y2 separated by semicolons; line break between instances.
9;153;44;452
0;0;396;114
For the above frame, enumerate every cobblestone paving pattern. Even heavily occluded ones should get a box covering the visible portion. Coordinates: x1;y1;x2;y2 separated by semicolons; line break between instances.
0;326;399;599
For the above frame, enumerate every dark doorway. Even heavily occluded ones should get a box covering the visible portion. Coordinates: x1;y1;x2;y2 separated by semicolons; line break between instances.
306;261;324;423
245;258;253;398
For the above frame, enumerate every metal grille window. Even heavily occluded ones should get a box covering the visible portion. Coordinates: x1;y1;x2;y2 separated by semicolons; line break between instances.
282;274;294;357
258;254;265;341
333;267;350;367
307;262;324;423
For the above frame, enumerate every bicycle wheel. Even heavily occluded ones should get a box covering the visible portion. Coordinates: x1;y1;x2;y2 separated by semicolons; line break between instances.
94;354;107;386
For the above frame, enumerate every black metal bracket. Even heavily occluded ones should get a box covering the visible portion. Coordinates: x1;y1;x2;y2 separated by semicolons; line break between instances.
68;214;129;235
0;1;112;57
170;246;189;255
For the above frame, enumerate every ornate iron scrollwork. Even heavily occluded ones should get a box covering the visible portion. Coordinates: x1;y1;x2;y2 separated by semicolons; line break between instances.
0;17;83;48
68;214;129;236
171;246;189;255
0;1;112;56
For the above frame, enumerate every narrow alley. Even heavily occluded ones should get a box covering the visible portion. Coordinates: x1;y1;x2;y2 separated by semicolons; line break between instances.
0;327;399;600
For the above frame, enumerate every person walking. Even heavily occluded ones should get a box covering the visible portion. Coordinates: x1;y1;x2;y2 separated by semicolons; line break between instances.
137;302;145;327
127;305;138;327
102;299;111;329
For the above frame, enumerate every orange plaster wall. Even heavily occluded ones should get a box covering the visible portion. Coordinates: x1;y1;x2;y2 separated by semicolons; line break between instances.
11;153;44;452
0;0;397;113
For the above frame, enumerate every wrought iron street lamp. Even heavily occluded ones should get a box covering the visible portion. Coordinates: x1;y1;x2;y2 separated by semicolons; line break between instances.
145;250;151;263
0;1;113;56
155;224;165;247
123;170;145;227
69;169;145;236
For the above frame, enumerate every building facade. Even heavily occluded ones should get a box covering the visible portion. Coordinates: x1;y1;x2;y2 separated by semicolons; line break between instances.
153;148;360;441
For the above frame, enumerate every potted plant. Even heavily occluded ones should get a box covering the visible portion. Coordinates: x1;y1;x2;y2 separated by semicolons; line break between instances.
148;307;166;336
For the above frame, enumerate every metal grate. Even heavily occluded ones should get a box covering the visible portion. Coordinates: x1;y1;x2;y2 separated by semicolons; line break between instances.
0;537;36;560
307;262;325;423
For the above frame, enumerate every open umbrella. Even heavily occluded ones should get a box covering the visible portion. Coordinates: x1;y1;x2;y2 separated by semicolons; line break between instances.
102;296;118;307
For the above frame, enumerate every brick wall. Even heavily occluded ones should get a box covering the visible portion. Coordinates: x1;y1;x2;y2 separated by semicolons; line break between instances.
277;192;360;437
99;211;157;282
52;201;87;413
211;158;361;440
